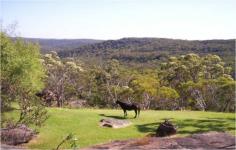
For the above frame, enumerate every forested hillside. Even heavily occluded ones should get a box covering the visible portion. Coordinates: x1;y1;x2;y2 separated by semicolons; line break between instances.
58;38;234;62
23;37;235;76
21;38;234;65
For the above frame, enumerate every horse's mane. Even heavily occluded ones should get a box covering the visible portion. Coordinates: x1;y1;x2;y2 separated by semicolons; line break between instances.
117;100;127;104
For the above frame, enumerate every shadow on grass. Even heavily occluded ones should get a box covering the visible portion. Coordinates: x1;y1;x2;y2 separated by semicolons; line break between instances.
177;118;235;134
99;113;139;119
135;118;173;133
99;114;125;119
2;106;18;112
136;117;235;135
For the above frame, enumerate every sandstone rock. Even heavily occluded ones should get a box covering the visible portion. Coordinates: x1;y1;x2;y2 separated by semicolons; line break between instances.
1;124;35;145
190;131;236;149
82;131;235;150
1;144;26;150
99;118;132;128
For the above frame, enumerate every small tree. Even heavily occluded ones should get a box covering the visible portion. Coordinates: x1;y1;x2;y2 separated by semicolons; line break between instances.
1;32;47;126
129;74;159;109
155;86;179;110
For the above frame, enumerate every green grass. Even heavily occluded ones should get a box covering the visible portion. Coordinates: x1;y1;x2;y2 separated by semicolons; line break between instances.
4;108;236;149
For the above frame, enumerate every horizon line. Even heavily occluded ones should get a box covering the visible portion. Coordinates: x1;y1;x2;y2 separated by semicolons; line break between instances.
13;36;236;41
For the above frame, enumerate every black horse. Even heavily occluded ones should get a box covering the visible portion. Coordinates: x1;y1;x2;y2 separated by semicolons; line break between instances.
116;100;140;118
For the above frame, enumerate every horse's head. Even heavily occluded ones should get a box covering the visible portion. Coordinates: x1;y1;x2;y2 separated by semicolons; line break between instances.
35;92;43;97
115;100;122;105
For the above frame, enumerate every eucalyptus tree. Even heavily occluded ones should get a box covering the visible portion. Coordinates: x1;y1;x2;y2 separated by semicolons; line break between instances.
43;51;84;107
129;74;159;109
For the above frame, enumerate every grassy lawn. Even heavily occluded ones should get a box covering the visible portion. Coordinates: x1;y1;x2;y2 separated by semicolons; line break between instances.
4;108;236;149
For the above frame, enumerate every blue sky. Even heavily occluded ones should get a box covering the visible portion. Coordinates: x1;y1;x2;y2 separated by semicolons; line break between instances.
1;0;236;40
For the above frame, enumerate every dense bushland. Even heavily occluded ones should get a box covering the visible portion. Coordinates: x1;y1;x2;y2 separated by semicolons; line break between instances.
42;51;235;112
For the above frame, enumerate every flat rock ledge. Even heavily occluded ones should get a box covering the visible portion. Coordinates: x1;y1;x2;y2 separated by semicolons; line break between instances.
1;144;26;150
99;118;132;128
83;131;235;150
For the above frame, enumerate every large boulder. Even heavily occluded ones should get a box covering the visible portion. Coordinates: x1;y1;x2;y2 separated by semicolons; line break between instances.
1;124;35;145
99;118;132;128
156;119;177;137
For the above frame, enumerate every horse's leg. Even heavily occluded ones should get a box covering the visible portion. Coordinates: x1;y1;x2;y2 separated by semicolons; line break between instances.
134;109;137;118
123;109;127;117
137;108;140;117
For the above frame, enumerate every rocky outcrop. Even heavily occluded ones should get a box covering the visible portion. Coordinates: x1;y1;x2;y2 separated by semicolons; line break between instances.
1;124;35;145
82;131;235;150
99;118;132;128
